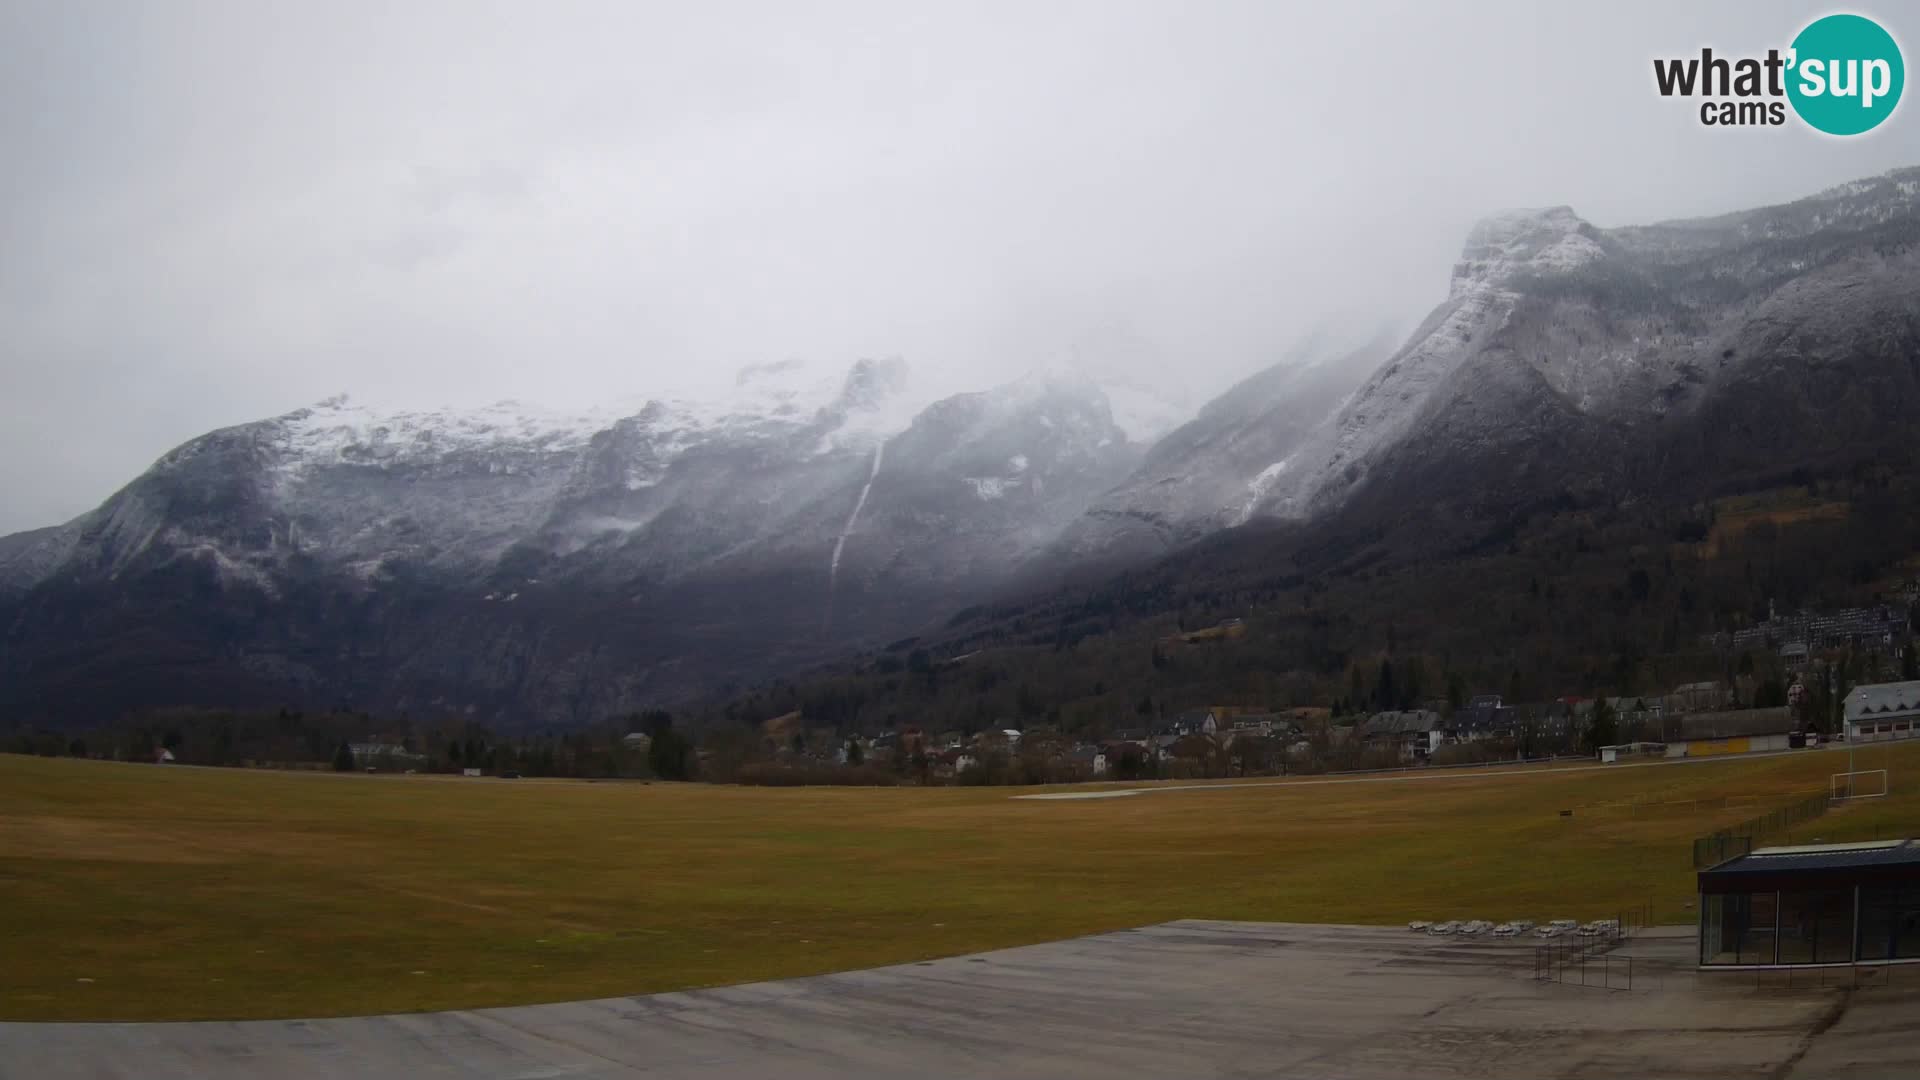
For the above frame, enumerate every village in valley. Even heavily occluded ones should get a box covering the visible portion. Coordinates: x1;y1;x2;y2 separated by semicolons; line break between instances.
741;585;1920;787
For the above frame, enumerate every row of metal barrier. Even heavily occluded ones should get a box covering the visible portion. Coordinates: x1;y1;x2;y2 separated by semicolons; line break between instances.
1690;791;1831;868
1533;940;1635;990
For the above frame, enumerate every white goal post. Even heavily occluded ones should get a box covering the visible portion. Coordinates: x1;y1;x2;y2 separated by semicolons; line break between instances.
1831;769;1889;802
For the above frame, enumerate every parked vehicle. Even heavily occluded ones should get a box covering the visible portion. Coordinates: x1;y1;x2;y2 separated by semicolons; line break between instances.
1491;923;1517;938
1408;921;1432;932
1536;926;1564;939
1512;920;1536;933
1429;921;1460;935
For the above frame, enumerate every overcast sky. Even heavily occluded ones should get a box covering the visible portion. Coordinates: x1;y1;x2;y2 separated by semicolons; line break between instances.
1;0;1914;534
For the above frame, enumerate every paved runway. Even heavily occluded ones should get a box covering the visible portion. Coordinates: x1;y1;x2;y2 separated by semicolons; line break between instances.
3;921;1912;1078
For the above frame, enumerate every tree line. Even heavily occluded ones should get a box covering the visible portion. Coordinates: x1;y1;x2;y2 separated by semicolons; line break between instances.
3;706;698;781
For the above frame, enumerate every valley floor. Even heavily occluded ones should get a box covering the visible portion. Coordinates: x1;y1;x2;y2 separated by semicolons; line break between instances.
1;745;1916;1022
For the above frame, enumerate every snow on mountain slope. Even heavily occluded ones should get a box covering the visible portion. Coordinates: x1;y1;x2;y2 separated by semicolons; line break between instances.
0;522;81;594
0;331;1155;720
15;167;1918;726
1249;165;1920;524
1054;334;1383;560
273;356;922;482
0;354;1161;721
1247;206;1607;519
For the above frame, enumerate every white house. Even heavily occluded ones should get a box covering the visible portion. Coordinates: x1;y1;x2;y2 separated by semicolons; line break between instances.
1845;681;1920;744
1169;709;1218;736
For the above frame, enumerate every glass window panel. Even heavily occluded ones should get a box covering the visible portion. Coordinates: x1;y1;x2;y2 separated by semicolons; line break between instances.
1702;894;1728;965
1901;889;1920;960
1744;892;1779;964
1702;892;1778;964
1817;891;1854;963
1860;887;1896;961
1779;890;1853;964
1863;887;1920;961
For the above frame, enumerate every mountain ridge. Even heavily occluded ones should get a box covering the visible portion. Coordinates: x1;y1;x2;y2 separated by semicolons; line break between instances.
0;357;1175;723
5;165;1919;727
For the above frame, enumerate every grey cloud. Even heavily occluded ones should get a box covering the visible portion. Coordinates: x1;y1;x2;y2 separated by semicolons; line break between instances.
1;0;1914;533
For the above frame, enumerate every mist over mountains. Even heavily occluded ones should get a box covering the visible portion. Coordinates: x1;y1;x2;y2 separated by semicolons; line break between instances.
4;166;1919;728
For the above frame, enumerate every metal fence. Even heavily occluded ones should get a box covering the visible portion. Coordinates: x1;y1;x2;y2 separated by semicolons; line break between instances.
1690;791;1831;868
1533;941;1635;990
1530;910;1647;990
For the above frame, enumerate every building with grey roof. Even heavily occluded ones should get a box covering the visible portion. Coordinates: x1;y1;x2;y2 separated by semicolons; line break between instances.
1844;680;1920;744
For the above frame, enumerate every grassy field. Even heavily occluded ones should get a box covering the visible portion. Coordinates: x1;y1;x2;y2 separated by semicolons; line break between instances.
3;743;1918;1021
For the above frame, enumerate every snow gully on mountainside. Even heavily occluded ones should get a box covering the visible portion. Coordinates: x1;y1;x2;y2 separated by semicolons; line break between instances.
824;440;884;629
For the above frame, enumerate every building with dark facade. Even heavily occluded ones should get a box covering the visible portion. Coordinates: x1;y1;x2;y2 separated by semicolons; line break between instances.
1451;695;1514;741
1698;839;1920;968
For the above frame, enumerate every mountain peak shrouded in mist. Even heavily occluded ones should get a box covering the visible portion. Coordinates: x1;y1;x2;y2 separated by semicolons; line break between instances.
0;351;1172;721
6;167;1920;725
1062;162;1920;557
9;2;1920;543
1450;206;1603;299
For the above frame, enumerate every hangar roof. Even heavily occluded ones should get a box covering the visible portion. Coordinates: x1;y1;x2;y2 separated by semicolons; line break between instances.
1699;838;1920;893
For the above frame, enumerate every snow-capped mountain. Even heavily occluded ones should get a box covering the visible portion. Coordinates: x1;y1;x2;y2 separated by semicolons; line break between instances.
846;366;1138;590
1232;166;1920;528
7;165;1918;727
1051;165;1920;569
0;358;1165;724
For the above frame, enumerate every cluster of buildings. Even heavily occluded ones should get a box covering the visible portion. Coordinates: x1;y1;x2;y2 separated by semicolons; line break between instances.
1708;591;1915;669
829;707;1323;780
809;690;1637;782
777;672;1920;783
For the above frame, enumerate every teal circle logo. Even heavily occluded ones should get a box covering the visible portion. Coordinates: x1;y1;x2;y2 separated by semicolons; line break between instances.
1787;14;1904;135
